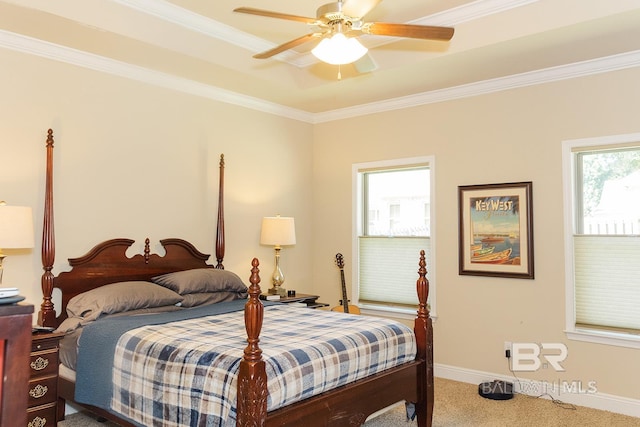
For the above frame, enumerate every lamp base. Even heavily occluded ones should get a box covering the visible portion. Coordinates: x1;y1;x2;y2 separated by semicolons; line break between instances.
268;286;287;297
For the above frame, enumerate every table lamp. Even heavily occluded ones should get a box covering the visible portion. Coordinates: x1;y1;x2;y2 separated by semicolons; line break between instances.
260;215;296;296
0;202;35;286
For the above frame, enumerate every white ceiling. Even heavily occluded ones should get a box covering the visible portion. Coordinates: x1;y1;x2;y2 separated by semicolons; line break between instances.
2;0;640;121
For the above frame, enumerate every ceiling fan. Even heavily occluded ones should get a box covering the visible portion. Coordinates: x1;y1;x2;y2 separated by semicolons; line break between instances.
234;0;454;66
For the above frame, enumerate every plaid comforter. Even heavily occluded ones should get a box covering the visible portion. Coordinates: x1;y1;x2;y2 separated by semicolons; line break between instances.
110;304;416;426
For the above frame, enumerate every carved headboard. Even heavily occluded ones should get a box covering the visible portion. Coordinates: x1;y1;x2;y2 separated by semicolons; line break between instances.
37;129;226;327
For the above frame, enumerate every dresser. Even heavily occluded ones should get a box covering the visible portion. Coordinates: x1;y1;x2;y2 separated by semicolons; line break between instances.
0;303;33;427
28;331;64;427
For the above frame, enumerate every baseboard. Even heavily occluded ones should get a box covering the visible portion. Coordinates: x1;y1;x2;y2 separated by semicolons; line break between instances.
435;363;640;418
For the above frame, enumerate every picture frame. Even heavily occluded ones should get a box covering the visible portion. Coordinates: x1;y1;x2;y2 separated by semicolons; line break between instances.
458;181;534;279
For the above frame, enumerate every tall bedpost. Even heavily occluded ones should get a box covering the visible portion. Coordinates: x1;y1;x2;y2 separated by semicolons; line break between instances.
38;129;56;327
414;250;434;427
215;154;225;269
237;258;267;426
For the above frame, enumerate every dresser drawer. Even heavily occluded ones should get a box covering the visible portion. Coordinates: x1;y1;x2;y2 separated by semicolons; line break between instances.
31;336;60;353
27;402;57;427
29;349;59;378
28;374;58;407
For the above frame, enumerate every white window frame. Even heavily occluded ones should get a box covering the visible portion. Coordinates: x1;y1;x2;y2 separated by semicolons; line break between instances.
562;132;640;349
352;156;436;320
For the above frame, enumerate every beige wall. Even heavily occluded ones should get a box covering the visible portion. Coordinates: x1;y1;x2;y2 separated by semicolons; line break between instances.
2;43;639;406
312;66;640;401
0;48;315;310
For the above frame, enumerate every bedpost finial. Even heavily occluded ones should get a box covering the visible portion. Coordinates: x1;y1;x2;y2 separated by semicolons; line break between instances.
144;238;150;264
250;257;260;287
46;129;54;147
416;249;429;318
219;154;225;167
418;249;426;275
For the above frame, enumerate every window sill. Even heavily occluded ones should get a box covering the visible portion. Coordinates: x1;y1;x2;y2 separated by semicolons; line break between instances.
565;328;640;349
359;303;437;323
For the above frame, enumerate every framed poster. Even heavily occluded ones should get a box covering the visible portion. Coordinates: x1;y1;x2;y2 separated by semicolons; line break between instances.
458;181;534;279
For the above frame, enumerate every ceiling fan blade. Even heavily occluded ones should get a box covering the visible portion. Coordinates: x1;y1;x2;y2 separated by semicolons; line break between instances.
342;0;382;19
364;23;454;41
233;7;317;24
253;33;320;59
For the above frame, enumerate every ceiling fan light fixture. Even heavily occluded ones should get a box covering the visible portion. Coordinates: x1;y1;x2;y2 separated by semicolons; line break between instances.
311;33;368;65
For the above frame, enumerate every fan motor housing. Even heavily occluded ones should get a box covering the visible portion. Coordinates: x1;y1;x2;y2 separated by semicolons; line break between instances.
317;2;345;21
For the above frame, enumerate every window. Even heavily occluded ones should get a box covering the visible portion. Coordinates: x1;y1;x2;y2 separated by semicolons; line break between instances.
562;133;640;348
353;157;434;317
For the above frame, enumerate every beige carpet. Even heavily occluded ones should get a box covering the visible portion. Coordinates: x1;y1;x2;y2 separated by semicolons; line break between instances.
59;377;640;426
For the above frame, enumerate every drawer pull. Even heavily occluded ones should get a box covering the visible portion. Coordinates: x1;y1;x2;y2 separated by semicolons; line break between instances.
28;417;47;427
31;356;50;371
29;384;48;399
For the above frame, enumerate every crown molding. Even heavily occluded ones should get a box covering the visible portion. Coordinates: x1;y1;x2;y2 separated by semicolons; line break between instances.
313;49;640;123
411;0;538;26
0;30;314;123
1;29;639;124
112;0;273;55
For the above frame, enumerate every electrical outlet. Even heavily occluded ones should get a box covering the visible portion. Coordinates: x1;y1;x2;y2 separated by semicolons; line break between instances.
504;341;512;353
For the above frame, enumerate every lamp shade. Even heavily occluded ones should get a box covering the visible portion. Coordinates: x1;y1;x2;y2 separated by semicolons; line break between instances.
260;216;296;246
0;204;34;249
311;33;368;65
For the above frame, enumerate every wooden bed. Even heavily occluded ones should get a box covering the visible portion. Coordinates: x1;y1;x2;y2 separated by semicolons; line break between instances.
36;129;434;427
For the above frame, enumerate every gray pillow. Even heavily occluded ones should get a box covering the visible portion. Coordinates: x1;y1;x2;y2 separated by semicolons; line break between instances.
152;268;248;295
178;291;248;308
65;281;184;323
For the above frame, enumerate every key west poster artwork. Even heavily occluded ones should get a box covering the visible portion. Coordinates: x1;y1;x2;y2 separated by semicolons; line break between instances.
458;182;534;279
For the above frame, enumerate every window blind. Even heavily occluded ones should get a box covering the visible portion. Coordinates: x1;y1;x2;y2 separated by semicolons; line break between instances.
359;236;430;306
574;235;640;332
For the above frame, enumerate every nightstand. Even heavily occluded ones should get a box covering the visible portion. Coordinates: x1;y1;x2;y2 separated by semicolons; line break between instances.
278;293;329;309
28;331;64;427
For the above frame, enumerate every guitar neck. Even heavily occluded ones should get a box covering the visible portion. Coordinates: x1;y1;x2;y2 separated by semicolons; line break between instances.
340;269;349;312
